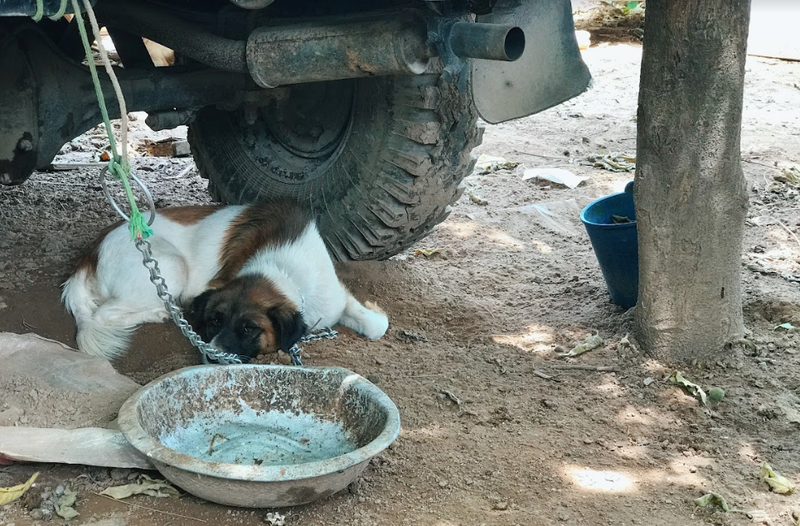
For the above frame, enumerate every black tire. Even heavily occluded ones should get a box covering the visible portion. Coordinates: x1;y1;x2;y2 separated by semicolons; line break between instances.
188;72;482;261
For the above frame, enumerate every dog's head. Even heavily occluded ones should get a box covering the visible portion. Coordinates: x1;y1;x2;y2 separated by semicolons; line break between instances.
191;276;307;363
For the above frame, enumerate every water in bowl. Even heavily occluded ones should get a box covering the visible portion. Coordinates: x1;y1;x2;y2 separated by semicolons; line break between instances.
159;405;356;467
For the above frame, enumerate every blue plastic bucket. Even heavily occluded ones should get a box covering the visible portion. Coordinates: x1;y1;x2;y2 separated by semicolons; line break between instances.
580;181;638;309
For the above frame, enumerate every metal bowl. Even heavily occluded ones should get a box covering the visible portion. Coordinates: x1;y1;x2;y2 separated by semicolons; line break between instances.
118;365;400;508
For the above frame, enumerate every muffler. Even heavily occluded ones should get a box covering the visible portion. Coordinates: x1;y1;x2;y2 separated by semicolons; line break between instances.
97;0;525;89
248;16;525;88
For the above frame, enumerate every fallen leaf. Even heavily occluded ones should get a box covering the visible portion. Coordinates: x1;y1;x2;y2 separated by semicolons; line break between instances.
55;487;79;520
708;387;725;401
586;152;636;172
415;247;443;257
468;190;489;205
668;371;708;406
775;166;800;184
694;492;730;512
100;474;180;499
760;462;796;494
561;334;604;357
0;472;38;506
474;154;519;173
611;214;632;224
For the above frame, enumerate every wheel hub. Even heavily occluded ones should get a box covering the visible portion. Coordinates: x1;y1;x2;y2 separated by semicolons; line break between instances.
262;80;354;160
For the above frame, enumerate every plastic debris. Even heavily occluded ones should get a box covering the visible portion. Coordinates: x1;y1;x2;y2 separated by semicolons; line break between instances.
0;472;38;506
774;323;794;331
522;168;588;189
561;334;604;357
264;512;286;525
760;462;796;495
694;492;730;512
668;371;708;406
100;474;180;499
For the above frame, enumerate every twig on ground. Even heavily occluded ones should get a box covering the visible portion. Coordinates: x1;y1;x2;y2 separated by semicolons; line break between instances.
510;149;564;161
163;164;194;180
550;364;618;372
531;369;560;381
770;217;800;249
440;389;462;406
94;492;208;523
43;162;106;171
743;158;780;171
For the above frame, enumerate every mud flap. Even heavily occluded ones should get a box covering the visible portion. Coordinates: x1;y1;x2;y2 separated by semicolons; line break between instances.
473;0;592;124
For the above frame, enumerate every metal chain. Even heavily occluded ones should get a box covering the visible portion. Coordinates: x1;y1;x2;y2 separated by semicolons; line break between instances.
77;0;336;366
133;236;338;366
288;327;339;366
134;237;243;365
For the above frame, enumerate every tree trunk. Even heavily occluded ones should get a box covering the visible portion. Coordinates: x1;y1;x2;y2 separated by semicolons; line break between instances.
634;0;751;362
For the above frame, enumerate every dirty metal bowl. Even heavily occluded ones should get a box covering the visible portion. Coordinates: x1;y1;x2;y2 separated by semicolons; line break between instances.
117;365;401;508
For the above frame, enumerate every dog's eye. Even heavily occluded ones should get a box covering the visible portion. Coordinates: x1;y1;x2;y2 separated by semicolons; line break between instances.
242;323;262;336
209;312;224;326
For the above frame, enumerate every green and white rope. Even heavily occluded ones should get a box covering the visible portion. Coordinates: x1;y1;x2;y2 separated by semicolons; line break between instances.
66;0;152;240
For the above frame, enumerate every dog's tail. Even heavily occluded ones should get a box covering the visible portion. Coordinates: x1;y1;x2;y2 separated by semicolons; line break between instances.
62;270;131;360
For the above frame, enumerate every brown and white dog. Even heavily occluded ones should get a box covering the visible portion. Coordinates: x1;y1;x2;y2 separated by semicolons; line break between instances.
62;202;389;362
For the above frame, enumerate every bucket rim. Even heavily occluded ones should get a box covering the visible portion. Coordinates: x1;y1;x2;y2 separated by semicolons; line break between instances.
580;181;636;228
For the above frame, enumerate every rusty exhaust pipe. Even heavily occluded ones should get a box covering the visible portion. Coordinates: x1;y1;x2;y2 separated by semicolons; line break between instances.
246;15;433;89
97;0;524;88
448;22;525;62
246;18;524;88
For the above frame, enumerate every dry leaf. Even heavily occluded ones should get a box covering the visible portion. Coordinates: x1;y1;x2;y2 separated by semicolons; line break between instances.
55;487;79;520
561;334;604;357
468;190;489;205
668;371;708;406
694;492;730;512
100;474;180;499
760;462;796;495
415;247;442;257
0;472;38;506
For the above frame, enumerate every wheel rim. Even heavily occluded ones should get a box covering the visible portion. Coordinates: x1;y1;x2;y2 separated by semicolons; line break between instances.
234;80;356;185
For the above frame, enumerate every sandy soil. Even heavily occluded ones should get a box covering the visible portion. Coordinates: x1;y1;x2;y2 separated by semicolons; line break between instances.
1;42;800;526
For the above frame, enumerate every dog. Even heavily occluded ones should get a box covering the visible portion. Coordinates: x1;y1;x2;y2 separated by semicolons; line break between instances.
62;202;389;362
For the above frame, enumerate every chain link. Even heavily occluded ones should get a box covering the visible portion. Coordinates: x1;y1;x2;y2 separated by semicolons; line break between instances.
288;327;339;366
134;237;243;365
133;237;338;366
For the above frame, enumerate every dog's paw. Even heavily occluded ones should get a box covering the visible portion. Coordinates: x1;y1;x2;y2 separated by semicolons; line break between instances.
362;302;389;340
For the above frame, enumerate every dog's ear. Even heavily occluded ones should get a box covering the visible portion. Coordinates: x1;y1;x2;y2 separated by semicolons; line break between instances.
267;305;307;352
191;290;215;320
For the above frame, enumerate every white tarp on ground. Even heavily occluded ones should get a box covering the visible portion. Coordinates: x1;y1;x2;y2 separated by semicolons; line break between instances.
0;332;152;469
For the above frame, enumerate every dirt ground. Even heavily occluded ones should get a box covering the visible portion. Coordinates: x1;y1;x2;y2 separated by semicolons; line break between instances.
2;38;800;526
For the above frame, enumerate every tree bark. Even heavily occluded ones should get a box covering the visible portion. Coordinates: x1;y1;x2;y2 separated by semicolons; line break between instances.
634;0;751;362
